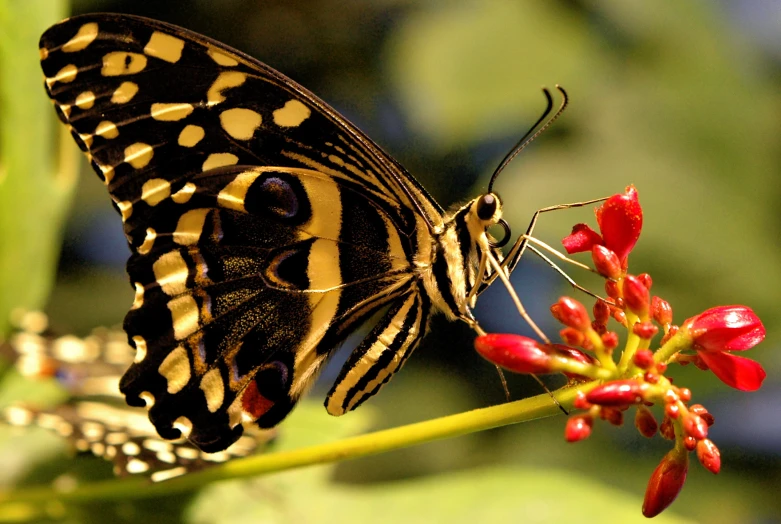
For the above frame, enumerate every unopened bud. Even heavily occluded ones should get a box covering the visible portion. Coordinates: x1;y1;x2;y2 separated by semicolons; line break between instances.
623;274;650;317
635;405;658;437
696;439;721;474
565;415;593;442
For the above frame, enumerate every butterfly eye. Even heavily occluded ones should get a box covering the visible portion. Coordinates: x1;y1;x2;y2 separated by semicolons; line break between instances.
476;194;499;221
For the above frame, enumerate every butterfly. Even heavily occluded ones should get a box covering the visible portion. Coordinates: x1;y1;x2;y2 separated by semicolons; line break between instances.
1;312;273;480
39;13;566;454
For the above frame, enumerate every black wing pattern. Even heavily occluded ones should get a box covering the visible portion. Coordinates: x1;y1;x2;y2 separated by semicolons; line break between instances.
0;319;272;480
39;13;440;452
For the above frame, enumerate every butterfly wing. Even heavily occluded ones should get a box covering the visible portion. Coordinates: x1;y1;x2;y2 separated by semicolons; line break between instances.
39;14;441;452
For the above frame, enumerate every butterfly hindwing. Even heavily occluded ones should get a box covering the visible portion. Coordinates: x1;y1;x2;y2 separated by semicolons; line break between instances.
118;165;418;451
39;14;444;452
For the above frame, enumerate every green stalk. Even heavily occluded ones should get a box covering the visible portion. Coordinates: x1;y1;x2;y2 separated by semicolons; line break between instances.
0;383;595;513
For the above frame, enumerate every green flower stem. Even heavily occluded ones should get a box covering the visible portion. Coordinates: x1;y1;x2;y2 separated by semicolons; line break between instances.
0;382;596;511
654;331;692;364
617;311;642;371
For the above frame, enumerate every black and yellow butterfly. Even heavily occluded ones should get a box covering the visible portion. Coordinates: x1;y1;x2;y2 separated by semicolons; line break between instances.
39;14;559;453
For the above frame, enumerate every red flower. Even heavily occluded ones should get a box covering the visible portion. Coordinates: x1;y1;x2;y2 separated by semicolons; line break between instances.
643;448;689;518
562;186;643;265
474;334;555;374
562;223;603;254
697;352;766;392
683;306;766;391
596;185;643;264
685;306;765;352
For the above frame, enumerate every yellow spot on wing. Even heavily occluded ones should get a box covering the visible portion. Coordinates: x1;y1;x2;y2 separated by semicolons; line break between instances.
39;47;49;60
273;100;311;127
95;121;119;139
124;143;154;169
132;335;147;362
153;251;189;296
131;283;145;311
168;295;200;340
207;72;246;105
141;178;171;206
178;125;204;147
158;346;191;394
202;152;238;171
216;171;258;212
126;458;150;474
144;31;185;63
137;227;157;255
220;108;262;140
174;208;210;245
102;52;147;76
172;182;197;203
208;49;238;66
111;81;139;104
49;64;78;86
75;91;95;109
117;200;133;221
151;103;194;121
62;22;98;52
200;368;225;412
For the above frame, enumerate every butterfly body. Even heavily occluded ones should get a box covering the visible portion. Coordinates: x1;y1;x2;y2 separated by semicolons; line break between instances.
39;13;507;453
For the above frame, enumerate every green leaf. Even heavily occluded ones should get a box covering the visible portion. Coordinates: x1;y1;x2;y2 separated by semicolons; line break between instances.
0;0;78;337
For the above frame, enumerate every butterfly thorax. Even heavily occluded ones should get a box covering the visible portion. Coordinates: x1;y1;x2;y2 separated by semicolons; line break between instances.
421;194;504;322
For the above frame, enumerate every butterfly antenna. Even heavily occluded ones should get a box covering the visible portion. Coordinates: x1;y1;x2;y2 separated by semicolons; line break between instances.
487;85;569;193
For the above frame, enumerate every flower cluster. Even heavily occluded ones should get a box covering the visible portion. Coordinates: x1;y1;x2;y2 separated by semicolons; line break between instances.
474;186;766;518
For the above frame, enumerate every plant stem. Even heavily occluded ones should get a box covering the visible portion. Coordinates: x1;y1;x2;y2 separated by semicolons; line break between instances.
0;383;595;510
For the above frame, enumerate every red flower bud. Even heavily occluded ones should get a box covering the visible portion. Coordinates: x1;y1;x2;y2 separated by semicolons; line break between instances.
593;300;610;324
595;185;643;264
633;349;655;369
560;327;585;347
611;309;627;326
689;405;715;426
474;334;554;374
665;403;680;419
591;245;622;279
677;388;692;402
696;439;721;474
632;321;659;339
623;274;650;317
602;407;624;426
562;223;603;254
565;414;593;442
660;416;675;440
601;331;619;350
573;391;592;410
683;413;708;440
605;280;620;300
652;296;673;326
638;273;653;290
635;405;658;437
642;448;689;518
697;351;766;391
685;305;765;352
586;379;645;406
683;435;698;451
551;297;591;331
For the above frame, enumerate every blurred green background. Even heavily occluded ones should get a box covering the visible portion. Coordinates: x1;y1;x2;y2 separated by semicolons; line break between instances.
1;0;779;522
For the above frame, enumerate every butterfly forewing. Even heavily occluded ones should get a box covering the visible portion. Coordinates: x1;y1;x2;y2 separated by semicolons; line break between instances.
39;14;444;452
